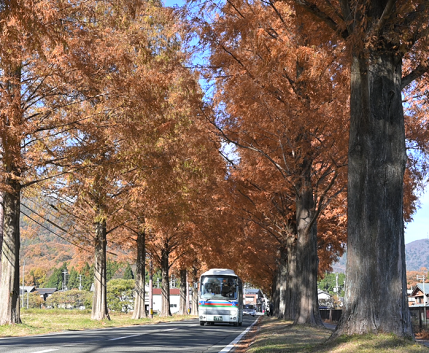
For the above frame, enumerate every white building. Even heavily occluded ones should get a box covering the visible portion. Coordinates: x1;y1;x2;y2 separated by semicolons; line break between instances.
146;287;183;314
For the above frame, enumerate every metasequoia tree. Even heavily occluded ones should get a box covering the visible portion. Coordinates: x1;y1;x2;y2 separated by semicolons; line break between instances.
0;192;3;260
275;0;429;337
225;156;346;317
53;130;127;321
0;0;93;325
197;0;349;325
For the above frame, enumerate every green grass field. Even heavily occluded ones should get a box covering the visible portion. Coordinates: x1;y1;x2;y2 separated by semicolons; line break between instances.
0;309;196;337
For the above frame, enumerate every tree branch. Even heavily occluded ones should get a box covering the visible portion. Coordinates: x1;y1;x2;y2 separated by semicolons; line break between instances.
401;62;429;90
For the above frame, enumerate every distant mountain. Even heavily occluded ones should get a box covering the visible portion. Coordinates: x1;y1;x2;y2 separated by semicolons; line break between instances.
405;239;429;271
331;252;346;273
330;239;429;273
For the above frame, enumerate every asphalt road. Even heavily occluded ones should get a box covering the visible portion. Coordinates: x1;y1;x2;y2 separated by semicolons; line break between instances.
0;316;258;353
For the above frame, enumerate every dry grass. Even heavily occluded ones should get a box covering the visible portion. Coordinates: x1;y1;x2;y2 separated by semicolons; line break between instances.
243;316;429;353
0;308;196;337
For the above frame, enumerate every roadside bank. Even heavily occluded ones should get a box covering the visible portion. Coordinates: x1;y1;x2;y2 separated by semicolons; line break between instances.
233;316;429;352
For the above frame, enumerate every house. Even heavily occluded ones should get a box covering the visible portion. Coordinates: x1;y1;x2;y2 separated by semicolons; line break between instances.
35;288;57;301
407;289;416;306
410;283;429;306
318;289;333;308
147;288;182;314
244;288;264;312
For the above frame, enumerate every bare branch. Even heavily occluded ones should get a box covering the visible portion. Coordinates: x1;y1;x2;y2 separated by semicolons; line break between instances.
401;62;429;90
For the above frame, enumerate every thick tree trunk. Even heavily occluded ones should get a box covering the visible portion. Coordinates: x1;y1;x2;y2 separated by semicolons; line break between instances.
271;270;279;316
132;229;146;319
179;269;187;315
284;236;299;321
149;259;153;318
334;48;412;337
0;184;21;325
0;192;3;262
277;246;287;319
0;64;22;325
191;266;198;315
294;165;323;326
91;217;110;320
160;246;171;317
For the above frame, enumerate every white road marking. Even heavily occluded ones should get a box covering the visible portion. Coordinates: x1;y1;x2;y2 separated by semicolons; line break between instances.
32;349;59;353
109;327;178;341
109;333;141;341
218;318;259;353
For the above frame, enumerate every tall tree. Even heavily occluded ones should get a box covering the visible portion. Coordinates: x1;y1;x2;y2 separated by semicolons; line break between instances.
0;0;92;325
197;0;349;325
276;0;429;337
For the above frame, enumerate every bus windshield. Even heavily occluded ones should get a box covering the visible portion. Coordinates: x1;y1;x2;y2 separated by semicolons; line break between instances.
200;275;238;300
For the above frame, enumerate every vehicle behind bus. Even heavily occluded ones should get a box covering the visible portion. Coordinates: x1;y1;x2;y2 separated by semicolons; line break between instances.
243;304;256;316
198;268;243;326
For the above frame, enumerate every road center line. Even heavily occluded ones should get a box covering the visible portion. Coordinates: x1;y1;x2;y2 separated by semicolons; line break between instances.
109;327;178;341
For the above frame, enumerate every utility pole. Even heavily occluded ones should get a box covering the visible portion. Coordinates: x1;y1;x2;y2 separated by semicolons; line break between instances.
62;270;68;291
335;273;339;294
21;260;25;308
417;274;426;324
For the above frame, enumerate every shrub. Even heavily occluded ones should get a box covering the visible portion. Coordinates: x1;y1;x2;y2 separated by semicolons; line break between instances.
46;290;92;309
107;279;135;313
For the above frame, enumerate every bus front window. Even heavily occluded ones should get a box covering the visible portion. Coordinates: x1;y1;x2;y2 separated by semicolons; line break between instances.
201;276;238;300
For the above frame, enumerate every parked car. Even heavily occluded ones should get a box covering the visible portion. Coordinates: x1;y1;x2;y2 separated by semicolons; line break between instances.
243;304;256;316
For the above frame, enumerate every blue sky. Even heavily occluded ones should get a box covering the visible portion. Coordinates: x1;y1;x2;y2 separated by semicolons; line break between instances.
405;192;429;244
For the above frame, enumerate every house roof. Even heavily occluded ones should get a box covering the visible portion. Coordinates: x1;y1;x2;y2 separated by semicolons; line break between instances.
35;288;57;295
245;288;262;295
411;283;429;296
19;286;36;293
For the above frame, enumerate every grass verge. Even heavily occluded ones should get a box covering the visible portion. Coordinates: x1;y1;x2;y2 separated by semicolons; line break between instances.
0;309;197;337
244;316;429;353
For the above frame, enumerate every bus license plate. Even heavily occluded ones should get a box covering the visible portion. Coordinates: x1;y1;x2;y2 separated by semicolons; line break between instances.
214;316;222;321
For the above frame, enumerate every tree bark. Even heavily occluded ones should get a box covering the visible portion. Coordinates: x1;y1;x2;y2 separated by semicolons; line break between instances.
294;161;323;326
277;246;287;319
0;192;4;262
284;236;299;321
179;268;187;315
0;64;22;325
191;266;198;315
334;46;412;337
271;269;279;316
0;184;21;325
160;244;171;317
149;259;153;318
132;229;146;319
91;216;110;320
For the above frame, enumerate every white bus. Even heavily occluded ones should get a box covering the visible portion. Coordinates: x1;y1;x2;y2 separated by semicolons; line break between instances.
198;268;243;326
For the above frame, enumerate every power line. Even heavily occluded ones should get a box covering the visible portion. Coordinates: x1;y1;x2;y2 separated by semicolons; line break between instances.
20;208;92;254
21;202;118;256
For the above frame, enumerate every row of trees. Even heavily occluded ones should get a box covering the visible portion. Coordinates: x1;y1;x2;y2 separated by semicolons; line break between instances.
0;0;227;324
191;0;429;338
0;0;429;343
